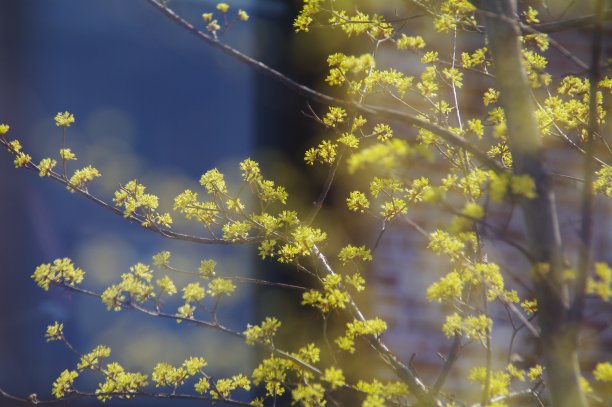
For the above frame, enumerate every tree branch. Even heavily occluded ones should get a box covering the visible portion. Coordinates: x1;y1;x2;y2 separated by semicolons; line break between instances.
480;1;586;406
525;9;612;34
0;387;253;406
0;137;259;246
431;334;461;395
145;0;502;173
311;246;442;407
470;389;541;407
569;0;604;329
59;283;322;375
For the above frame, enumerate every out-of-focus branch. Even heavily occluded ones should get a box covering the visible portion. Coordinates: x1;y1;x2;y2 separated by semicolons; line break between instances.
570;0;604;328
305;151;343;225
470;389;542;406
432;334;461;395
481;1;586;405
473;5;590;70
525;10;612;33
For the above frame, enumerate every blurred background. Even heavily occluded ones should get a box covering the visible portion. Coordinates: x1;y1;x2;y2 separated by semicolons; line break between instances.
1;0;611;406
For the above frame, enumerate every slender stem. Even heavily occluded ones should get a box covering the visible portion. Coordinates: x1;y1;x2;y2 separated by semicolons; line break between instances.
372;219;387;251
60;283;322;375
161;264;307;291
0;138;258;245
470;389;541;407
61;127;67;178
450;27;463;132
311;246;441;406
481;288;492;406
305;151;343;225
0;387;252;406
432;334;461;395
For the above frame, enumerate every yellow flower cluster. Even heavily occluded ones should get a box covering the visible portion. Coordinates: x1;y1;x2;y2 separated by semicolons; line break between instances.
304;140;337;166
335;318;387;353
338;244;372;265
67;165;101;192
587;262;612;301
32;258;85;291
54;111;75;127
302;274;349;313
244;317;281;346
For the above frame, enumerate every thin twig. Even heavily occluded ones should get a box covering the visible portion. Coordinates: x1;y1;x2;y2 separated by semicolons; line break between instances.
161;264;307;291
0;137;258;246
59;283;322;375
482;288;492;406
0;387;251;406
305;151;343;225
432;334;461;395
526;9;612;33
470;389;541;406
311;245;441;407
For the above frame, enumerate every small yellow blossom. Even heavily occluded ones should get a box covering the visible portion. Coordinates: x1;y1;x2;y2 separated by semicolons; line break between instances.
59;148;77;161
52;370;78;398
237;9;249;21
244;317;281;345
156;276;177;296
216;3;229;13
183;282;205;303
9;139;22;152
54;111;75;127
14;152;32;168
207;20;221;33
594;362;612;382
67;165;101;192
45;322;64;342
38;158;57;177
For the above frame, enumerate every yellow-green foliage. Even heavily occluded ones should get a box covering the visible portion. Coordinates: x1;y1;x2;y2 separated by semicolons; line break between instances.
51;370;78;398
335;318;387;353
594;362;612;382
302;274;350;313
587;262;612;301
32;258;85;291
5;1;612;406
469;367;511;398
244;317;281;346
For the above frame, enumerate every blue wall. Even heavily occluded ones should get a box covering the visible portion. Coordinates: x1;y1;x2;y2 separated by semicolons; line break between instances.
0;1;280;405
